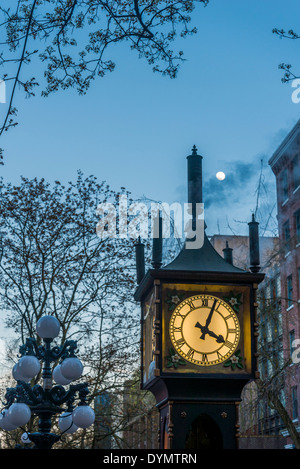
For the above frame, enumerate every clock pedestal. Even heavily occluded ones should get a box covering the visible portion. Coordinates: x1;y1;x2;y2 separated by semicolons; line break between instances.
159;399;239;449
134;146;264;450
144;373;249;449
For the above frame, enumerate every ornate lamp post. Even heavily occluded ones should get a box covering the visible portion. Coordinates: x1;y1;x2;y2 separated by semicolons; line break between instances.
0;316;95;449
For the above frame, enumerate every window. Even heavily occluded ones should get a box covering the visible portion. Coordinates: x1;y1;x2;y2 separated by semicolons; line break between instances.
292;154;300;190
276;274;281;298
270;278;276;302
261;322;267;345
258;287;266;308
289;329;295;357
295;209;300;244
283;220;291;253
291;386;298;420
260;357;267;379
272;314;281;339
287;275;293;308
281;168;289;201
269;277;279;306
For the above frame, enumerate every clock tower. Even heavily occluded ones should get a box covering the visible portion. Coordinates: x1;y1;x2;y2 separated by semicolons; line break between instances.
134;147;264;449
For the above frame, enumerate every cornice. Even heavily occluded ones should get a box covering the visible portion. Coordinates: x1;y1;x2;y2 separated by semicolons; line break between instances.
269;119;300;172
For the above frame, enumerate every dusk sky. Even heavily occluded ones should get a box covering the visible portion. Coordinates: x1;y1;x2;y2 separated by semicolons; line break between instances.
1;0;300;238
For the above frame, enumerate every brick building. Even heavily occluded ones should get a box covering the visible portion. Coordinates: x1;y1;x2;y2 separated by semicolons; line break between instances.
268;119;300;448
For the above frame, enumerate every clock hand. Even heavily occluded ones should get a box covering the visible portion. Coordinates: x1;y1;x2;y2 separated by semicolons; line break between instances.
195;321;205;333
206;329;225;343
199;299;218;339
195;322;224;343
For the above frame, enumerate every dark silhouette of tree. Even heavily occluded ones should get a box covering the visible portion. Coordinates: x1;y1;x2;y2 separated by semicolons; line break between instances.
0;172;144;447
273;27;300;83
0;0;209;161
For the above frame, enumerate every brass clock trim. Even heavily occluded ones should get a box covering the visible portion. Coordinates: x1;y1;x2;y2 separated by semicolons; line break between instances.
169;294;240;367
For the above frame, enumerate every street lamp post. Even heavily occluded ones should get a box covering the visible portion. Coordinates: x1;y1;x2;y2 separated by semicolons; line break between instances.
0;316;95;449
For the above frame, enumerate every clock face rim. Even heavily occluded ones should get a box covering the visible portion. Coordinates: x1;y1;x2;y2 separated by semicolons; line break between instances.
169;294;241;367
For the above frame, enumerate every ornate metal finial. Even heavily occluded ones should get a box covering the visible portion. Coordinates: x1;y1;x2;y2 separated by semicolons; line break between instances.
192;145;198;155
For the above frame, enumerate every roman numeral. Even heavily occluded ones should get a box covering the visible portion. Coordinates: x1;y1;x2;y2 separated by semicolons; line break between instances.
224;314;233;320
224;340;234;349
200;298;208;307
202;353;208;363
217;351;223;360
173;326;182;332
186;348;195;359
176;312;185;318
175;338;185;348
185;298;195;310
227;329;236;334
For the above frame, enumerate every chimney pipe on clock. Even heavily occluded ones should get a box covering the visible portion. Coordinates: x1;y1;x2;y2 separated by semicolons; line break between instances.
248;213;260;273
186;145;204;236
152;211;163;269
223;241;233;265
135;236;145;284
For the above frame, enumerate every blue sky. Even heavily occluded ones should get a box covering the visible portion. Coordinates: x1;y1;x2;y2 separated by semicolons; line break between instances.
1;0;300;237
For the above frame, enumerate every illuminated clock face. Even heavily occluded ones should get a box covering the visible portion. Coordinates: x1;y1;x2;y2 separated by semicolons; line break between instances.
169;294;240;366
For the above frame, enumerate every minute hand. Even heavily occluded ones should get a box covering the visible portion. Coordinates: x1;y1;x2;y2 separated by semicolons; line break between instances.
200;299;217;339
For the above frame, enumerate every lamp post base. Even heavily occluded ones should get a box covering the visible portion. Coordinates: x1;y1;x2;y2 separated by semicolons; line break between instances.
28;432;61;449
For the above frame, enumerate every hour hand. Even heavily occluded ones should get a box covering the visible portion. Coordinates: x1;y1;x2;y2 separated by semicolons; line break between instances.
195;322;224;343
195;321;208;339
195;321;204;334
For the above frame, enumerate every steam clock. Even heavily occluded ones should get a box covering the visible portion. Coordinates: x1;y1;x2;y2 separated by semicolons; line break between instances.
134;147;264;449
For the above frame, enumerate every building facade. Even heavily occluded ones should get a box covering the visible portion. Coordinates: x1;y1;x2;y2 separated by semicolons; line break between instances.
269;119;300;448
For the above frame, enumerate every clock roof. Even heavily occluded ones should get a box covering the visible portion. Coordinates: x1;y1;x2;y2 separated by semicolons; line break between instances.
161;234;246;274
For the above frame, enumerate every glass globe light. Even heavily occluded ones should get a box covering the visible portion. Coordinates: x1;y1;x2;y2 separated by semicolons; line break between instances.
18;355;40;379
36;315;60;339
0;409;18;430
8;403;31;426
12;363;31;383
58;412;78;434
52;364;72;385
72;405;95;429
21;432;31;444
61;357;83;381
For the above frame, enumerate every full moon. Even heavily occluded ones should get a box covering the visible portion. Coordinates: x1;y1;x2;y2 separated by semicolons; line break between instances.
216;171;226;181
